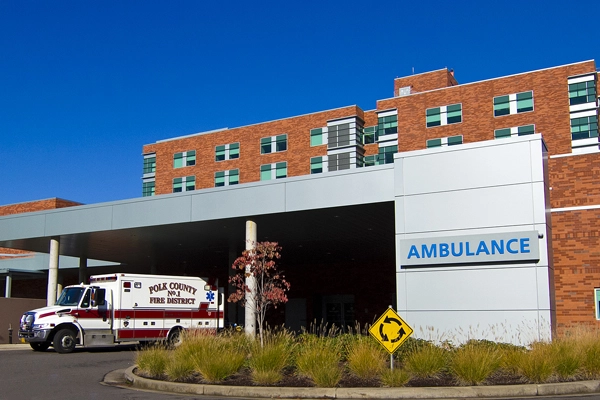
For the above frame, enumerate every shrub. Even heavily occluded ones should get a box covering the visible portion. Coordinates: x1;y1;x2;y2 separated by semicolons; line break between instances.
404;343;449;378
346;337;386;379
450;341;501;385
515;342;554;383
165;332;202;381
248;329;295;385
296;337;342;387
191;330;248;383
551;340;581;380
135;344;170;377
380;368;411;387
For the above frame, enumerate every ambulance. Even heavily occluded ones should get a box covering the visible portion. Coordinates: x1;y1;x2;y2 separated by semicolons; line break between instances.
18;273;224;353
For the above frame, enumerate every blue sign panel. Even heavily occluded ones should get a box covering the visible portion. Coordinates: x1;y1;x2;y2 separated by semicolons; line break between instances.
399;231;540;266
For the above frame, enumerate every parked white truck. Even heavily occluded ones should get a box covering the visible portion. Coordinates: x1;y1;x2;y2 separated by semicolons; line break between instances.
18;273;224;353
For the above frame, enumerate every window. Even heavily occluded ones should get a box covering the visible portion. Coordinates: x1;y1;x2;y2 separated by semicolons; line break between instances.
363;126;377;144
143;155;156;174
378;114;398;136
261;134;287;154
494;124;535;139
310;156;324;174
173;176;195;193
327;123;352;148
215;142;240;161
328;153;351;171
426;104;462;127
596;289;600;320
494;91;533;117
260;162;287;181
214;169;239;187
215;143;240;161
426;135;463;148
571;115;598;141
173;151;196;168
569;80;596;106
363;145;398;166
310;128;325;146
379;145;397;164
142;180;155;197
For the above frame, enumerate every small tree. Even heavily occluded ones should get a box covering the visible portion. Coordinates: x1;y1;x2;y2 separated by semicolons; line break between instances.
228;241;290;347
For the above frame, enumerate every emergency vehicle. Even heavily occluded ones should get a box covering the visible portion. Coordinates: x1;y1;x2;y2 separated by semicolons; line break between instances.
18;273;224;353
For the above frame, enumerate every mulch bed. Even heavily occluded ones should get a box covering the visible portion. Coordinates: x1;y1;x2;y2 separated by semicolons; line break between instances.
136;367;541;388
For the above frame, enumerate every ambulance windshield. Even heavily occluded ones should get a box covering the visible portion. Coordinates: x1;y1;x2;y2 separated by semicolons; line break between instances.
56;287;85;306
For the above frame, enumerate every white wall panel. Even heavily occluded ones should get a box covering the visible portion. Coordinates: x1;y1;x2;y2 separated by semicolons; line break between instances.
403;310;552;344
0;214;46;240
402;267;539;310
192;183;286;221
402;139;534;196
45;206;113;236
404;184;535;233
112;196;192;229
285;168;395;211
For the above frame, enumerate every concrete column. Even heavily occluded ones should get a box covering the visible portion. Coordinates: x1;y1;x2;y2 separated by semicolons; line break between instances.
245;220;257;337
78;257;87;284
47;238;60;306
5;275;11;298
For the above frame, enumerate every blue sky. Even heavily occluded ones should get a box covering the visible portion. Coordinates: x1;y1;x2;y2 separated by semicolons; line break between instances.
0;0;597;205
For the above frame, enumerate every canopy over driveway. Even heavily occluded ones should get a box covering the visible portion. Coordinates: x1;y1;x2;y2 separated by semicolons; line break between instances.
0;166;396;275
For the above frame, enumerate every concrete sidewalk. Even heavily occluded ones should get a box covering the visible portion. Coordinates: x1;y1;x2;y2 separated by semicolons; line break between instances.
0;343;30;351
117;366;600;399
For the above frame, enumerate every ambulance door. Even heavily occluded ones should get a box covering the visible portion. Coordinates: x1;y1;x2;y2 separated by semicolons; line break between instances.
79;287;112;331
117;280;137;340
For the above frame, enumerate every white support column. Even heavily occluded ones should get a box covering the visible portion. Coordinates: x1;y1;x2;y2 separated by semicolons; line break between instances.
47;238;60;306
5;275;11;298
78;257;87;284
245;220;257;337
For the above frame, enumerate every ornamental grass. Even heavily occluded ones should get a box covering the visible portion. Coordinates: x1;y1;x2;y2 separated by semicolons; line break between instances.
295;336;343;387
403;342;449;378
248;329;295;385
135;343;170;377
345;336;386;380
190;330;249;383
450;340;502;385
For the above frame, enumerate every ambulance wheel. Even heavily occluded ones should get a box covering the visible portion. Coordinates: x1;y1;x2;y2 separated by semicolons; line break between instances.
53;328;77;354
30;342;50;352
167;329;183;348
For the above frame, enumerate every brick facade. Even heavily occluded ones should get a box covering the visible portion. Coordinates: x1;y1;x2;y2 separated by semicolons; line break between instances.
142;60;600;329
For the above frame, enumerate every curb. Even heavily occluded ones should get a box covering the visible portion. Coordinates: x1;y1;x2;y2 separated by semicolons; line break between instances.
120;366;600;399
0;344;30;351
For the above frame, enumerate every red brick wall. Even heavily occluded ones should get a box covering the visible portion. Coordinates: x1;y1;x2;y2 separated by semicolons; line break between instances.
550;153;600;328
0;198;82;216
379;61;595;156
393;69;458;94
552;208;600;327
144;106;364;195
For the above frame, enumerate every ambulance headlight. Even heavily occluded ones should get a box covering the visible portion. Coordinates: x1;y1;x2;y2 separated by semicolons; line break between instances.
33;323;55;329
